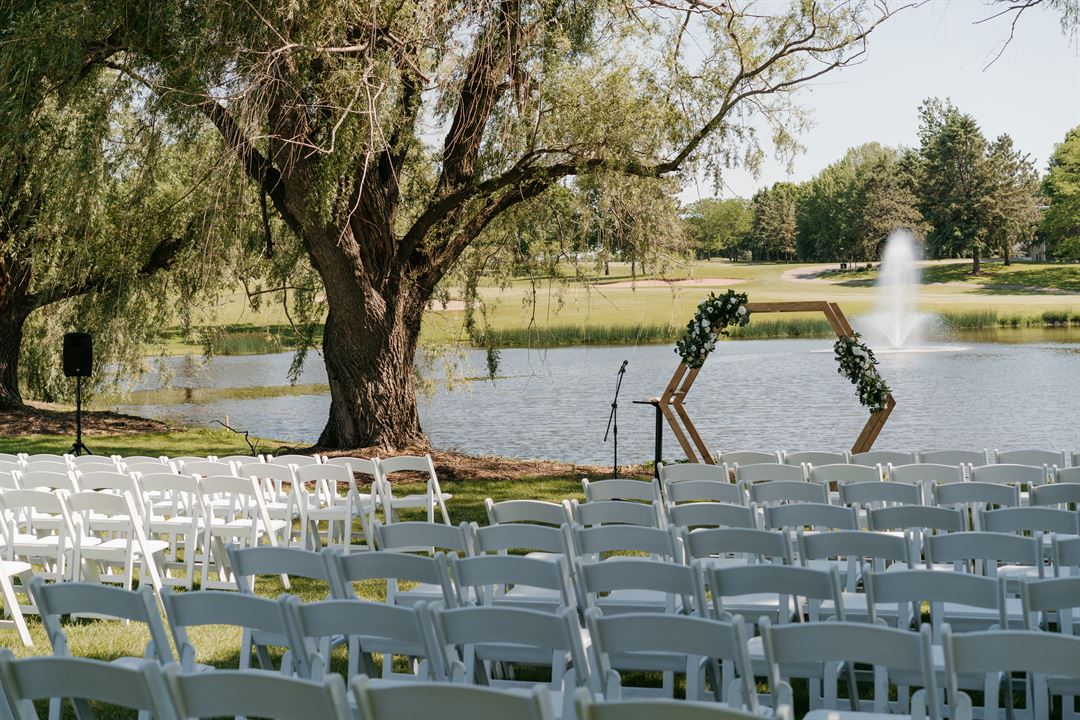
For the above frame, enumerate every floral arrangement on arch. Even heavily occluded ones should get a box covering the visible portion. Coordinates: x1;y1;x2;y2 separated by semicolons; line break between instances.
833;333;892;412
675;290;751;368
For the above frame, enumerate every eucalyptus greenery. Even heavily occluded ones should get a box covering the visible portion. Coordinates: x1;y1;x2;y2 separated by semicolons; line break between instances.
833;333;892;412
674;290;750;368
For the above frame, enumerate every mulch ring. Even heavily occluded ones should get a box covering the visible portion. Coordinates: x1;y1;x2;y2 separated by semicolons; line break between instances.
0;403;170;437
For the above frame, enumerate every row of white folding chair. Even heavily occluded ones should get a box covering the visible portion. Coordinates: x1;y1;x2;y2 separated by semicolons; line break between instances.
715;448;1073;470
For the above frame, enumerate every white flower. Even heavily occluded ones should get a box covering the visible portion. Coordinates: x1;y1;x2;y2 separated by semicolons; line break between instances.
737;306;747;316
852;346;866;358
701;319;710;329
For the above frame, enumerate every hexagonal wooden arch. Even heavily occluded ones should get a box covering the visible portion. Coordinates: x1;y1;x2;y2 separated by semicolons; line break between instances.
659;300;896;464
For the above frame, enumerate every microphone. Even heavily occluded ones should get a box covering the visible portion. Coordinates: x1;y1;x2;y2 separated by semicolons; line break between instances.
618;360;628;373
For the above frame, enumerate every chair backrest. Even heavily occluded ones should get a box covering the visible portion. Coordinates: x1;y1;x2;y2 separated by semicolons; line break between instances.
575;557;705;615
658;462;731;484
484;498;570;526
1021;576;1080;632
295;462;360;501
226;545;335;595
708;564;843;623
868;505;965;533
941;627;1080;720
568;524;678;560
182;460;235;478
239;461;296;487
994;449;1066;467
865;569;1006;637
798;530;913;574
585;609;757;710
924;531;1041;578
839;480;922;508
354;676;554;720
127;461;178;477
668;502;757;530
471;522;567;555
570;499;663;527
0;650;177;720
919;450;987;467
582;478;661;504
784;450;849;467
888;463;965;485
373;520;471;554
22;453;66;463
970;463;1048;486
327;549;449;603
1031;481;1080;508
573;690;762;720
682;527;792;564
932;481;1020;512
664;479;746;506
74;470;140;496
282;596;435;681
22;462;72;477
980;506;1080;536
160;588;292;670
761;620;938;720
851;450;917;466
166;664;350;720
748;480;828;506
715;451;782;468
808;463;881;486
217;454;262;465
449;553;575;609
763;503;857;531
29;577;173;663
18;469;77;492
1053;535;1080;576
734;463;805;484
0;470;19;490
266;453;322;466
68;456;119;471
1056;466;1080;484
119;456;167;465
426;604;590;688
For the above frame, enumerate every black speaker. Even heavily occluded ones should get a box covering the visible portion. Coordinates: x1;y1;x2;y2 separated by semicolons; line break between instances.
63;333;93;378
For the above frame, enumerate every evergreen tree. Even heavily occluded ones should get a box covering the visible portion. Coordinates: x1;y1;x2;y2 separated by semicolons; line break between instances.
748;183;800;261
1041;126;1080;260
985;134;1041;265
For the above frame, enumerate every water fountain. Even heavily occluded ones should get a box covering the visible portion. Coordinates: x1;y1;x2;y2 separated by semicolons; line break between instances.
860;229;935;350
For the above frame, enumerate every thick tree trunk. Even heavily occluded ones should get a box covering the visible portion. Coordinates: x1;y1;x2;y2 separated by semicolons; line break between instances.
972;251;981;274
0;254;31;409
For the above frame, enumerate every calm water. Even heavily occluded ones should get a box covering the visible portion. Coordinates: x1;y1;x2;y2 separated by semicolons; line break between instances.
113;335;1080;465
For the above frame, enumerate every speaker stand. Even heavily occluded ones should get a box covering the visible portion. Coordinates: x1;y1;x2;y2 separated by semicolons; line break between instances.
67;375;93;456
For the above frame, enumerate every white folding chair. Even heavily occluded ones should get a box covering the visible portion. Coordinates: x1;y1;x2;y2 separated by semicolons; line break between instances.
865;568;1007;639
484;498;571;527
932;482;1020;530
715;451;783;470
424;603;590;719
165;663;350;720
470;521;567;562
924;532;1038;618
0;558;32;646
294;462;375;552
668;502;757;531
582;477;662;505
328;546;454;611
373;519;471;556
136;471;205;589
839;480;923;522
659;461;734;485
265;453;322;467
920;450;988;468
565;524;679;564
1057;466;1080;484
762;619;939;719
1031;481;1080;508
0;488;83;583
852;450;918;466
784;450;850;467
972;464;1050;496
586;608;758;707
574;688;762;720
749;480;828;507
161;587;299;674
665;479;747;507
942;627;1080;720
283;595;437;683
809;463;882;505
376;454;452;525
65;490;167;593
890;463;966;485
868;505;966;565
575;556;704;616
198;474;288;589
569;499;664;527
217;454;263;466
239;461;300;547
994;449;1067;469
707;564;844;627
681;527;792;573
1053;535;1080;576
735;463;806;485
0;650;177;720
797;529;914;620
354;676;554;720
448;553;575;612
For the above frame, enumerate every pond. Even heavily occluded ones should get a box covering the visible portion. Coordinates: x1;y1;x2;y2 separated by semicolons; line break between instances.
111;331;1080;466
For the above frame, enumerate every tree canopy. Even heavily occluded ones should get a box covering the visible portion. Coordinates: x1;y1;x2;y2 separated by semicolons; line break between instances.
1041;126;1080;260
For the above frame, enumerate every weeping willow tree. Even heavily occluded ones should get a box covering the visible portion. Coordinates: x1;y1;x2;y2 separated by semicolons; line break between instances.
3;0;911;446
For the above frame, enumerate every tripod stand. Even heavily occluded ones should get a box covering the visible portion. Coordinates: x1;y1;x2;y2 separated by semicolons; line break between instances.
603;360;628;478
67;375;92;456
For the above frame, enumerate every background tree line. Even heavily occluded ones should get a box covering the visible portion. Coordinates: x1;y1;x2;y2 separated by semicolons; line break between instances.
683;99;1078;270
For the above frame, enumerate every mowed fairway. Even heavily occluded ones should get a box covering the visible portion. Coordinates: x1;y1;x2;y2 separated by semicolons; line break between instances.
173;260;1080;347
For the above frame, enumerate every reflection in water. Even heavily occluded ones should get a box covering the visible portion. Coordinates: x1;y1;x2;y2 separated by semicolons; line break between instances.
112;336;1080;465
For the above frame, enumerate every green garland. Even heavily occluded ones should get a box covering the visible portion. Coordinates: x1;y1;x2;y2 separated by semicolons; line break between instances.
833;333;892;412
674;290;751;368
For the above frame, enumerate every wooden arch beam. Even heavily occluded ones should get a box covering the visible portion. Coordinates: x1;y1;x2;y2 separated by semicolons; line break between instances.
658;300;896;464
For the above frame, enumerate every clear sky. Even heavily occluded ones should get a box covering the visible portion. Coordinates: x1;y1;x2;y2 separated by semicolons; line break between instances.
683;0;1080;201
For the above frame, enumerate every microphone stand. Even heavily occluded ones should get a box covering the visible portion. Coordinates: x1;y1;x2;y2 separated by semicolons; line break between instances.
604;360;628;478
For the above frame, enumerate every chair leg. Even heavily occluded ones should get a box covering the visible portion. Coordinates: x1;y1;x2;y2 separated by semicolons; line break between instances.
0;572;32;646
